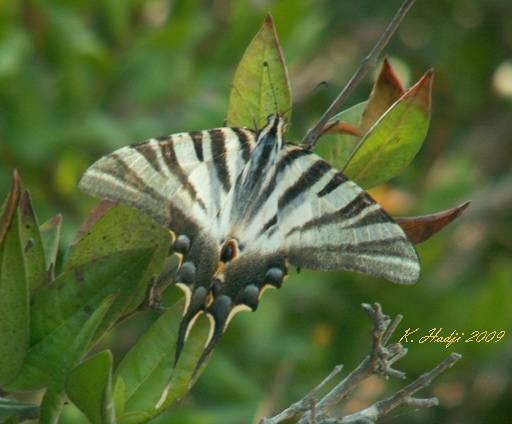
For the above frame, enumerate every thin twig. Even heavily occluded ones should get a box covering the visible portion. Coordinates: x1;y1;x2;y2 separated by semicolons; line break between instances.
382;315;403;345
297;304;401;424
260;365;343;424
339;353;461;423
312;364;345;395
262;303;462;424
310;399;317;424
300;0;417;148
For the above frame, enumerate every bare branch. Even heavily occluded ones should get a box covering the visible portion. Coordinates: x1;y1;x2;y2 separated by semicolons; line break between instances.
371;352;461;417
260;365;343;424
300;0;417;149
403;397;439;408
297;303;405;424
382;315;403;345
340;353;461;423
261;303;462;424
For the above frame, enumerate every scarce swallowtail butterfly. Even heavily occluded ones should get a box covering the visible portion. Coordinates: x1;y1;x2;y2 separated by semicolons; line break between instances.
79;113;420;375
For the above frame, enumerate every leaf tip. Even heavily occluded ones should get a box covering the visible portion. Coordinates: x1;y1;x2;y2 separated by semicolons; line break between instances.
396;200;471;245
411;69;433;93
11;169;22;200
75;200;115;243
402;68;434;113
52;214;63;226
19;190;35;219
380;57;405;93
13;167;22;183
264;12;274;26
0;169;23;241
453;200;471;218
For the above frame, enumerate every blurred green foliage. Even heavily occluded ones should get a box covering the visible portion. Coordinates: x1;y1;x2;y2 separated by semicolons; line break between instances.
1;0;511;423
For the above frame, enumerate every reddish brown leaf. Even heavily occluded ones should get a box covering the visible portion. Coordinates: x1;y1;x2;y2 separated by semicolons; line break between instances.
360;58;405;133
396;201;471;245
75;200;116;243
0;170;22;243
321;121;363;137
401;68;433;115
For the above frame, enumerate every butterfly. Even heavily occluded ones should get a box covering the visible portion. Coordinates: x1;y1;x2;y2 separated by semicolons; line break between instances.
79;114;420;375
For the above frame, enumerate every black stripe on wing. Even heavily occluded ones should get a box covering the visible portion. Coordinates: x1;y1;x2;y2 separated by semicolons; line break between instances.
343;208;392;229
248;148;313;221
290;237;418;261
132;143;163;175
259;214;278;237
278;159;331;210
317;171;348;197
104;153;168;204
160;138;208;212
254;141;275;181
232;128;253;162
285;191;383;237
209;129;232;192
189;131;204;162
287;236;420;285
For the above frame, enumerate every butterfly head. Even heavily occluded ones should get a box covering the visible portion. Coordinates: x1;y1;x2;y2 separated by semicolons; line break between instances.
257;114;286;148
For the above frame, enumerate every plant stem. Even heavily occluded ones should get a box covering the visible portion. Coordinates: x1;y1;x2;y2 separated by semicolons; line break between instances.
300;0;417;149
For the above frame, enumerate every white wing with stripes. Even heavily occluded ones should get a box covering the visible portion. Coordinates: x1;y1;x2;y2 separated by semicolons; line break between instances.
79;127;256;239
274;146;420;284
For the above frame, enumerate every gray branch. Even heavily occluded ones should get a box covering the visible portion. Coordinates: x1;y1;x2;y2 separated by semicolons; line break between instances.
260;303;462;424
260;365;344;424
300;0;417;149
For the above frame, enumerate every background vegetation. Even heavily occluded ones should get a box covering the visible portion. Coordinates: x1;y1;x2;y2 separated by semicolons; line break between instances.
1;0;511;423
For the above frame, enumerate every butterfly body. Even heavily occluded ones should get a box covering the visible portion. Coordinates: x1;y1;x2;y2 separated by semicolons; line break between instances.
79;114;420;372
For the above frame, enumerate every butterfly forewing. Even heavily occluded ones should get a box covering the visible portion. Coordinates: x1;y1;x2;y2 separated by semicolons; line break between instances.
79;127;257;235
274;146;420;284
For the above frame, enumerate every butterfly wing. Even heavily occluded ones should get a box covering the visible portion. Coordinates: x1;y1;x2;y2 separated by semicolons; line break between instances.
79;127;256;238
275;145;420;284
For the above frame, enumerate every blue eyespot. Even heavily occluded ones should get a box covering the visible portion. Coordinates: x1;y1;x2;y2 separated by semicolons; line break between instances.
220;240;237;262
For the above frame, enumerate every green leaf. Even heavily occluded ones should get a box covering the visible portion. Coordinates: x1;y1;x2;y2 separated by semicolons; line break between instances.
0;172;29;386
39;214;63;278
39;295;116;424
113;377;126;419
0;172;21;244
0;397;39;422
315;101;367;170
115;299;209;424
18;191;47;291
5;248;154;391
67;204;172;317
227;13;291;129
66;350;116;424
344;70;433;189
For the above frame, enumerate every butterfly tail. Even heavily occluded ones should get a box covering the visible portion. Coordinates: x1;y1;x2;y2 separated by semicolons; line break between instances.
191;294;233;378
174;286;209;366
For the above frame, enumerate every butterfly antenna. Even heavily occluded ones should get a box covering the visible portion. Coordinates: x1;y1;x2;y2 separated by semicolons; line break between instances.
314;80;331;93
263;61;280;116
